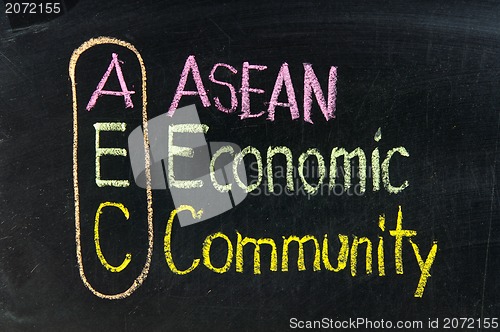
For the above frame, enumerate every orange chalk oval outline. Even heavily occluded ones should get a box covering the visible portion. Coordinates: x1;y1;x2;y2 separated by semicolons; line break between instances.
69;37;153;300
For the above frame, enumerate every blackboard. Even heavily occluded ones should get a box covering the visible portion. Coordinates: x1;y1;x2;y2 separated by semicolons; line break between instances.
0;0;499;331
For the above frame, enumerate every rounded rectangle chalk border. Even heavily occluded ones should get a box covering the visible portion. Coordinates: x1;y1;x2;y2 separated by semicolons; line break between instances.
69;37;153;299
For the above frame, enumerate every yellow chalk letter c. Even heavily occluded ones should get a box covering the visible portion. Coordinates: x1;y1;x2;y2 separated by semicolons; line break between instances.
94;202;132;273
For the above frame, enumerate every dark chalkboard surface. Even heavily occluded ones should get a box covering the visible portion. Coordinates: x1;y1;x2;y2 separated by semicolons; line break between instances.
0;0;499;331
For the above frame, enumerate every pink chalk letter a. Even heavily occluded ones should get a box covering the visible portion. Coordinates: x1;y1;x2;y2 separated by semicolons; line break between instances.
86;53;135;111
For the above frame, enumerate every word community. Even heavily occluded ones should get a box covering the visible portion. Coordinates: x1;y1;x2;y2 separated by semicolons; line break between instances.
167;205;437;298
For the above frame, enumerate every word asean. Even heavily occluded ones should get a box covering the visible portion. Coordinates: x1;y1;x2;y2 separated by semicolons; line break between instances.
69;37;438;300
